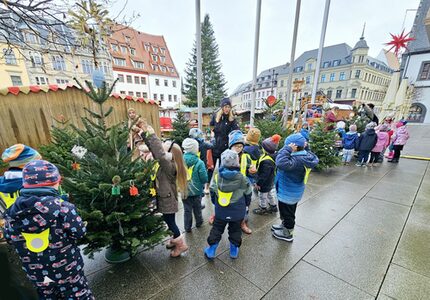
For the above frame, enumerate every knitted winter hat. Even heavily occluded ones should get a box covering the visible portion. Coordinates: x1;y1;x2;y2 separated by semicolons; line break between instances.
228;130;245;148
182;138;199;155
349;124;357;132
189;128;203;139
221;149;240;168
220;97;232;107
336;121;346;129
396;120;407;128
2;144;42;168
246;128;261;145
366;122;377;130
262;134;281;154
284;133;306;148
22;160;61;188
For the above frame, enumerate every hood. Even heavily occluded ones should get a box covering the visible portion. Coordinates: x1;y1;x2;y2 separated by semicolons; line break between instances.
397;126;408;134
217;167;243;192
6;187;60;234
365;128;376;136
244;145;261;160
291;150;319;169
345;132;358;140
184;152;199;167
0;170;23;193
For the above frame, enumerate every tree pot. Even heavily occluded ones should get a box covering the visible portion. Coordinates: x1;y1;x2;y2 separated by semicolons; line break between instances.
104;246;131;264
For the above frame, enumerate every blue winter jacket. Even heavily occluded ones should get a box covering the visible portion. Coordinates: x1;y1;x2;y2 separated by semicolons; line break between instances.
275;146;319;204
4;187;86;286
343;132;359;150
184;152;208;197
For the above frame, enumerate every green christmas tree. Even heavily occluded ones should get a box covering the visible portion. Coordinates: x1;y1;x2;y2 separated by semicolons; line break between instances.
254;98;293;146
309;121;342;171
45;79;167;261
171;111;190;145
183;14;227;107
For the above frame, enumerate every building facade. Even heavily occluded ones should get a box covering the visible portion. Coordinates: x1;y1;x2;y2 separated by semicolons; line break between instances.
109;26;181;109
0;44;31;87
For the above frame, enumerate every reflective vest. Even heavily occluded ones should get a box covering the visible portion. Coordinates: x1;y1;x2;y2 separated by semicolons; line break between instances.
150;162;160;197
214;174;232;207
257;154;276;174
240;154;249;176
0;191;19;209
304;166;311;185
22;228;50;253
187;165;195;181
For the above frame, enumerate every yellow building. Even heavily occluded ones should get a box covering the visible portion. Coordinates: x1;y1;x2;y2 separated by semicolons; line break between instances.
0;44;30;87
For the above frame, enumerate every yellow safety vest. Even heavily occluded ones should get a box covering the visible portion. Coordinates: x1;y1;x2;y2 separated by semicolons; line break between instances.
240;154;249;176
257;154;276;174
304;166;311;184
22;228;50;253
0;191;19;209
214;174;233;207
187;165;195;181
150;162;160;197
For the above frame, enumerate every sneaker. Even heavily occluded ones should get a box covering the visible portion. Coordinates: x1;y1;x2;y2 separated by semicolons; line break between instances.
271;223;284;231
272;228;294;242
268;205;278;213
355;162;362;167
253;206;270;215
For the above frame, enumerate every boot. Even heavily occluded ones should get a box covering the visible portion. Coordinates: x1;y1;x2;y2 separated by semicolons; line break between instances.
241;220;252;234
204;243;219;260
268;205;278;213
165;237;175;249
170;235;188;257
253;206;270;215
229;242;239;259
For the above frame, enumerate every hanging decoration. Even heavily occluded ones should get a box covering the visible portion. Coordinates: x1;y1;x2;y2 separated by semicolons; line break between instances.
111;175;121;196
385;29;415;56
71;145;88;159
129;180;139;196
71;162;81;170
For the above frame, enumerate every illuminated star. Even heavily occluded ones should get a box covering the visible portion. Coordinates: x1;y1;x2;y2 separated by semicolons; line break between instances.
385;30;415;56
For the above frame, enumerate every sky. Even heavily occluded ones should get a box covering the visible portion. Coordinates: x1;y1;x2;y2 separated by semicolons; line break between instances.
112;0;420;94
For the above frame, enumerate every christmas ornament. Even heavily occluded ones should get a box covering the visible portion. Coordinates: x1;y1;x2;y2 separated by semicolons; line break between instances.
72;162;80;170
129;180;139;196
149;188;156;197
385;30;415;56
71;145;88;159
112;175;121;196
267;95;276;107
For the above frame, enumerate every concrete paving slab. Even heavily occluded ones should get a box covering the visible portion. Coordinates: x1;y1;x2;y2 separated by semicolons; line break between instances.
304;197;409;296
379;264;430;300
88;257;163;300
82;247;111;276
218;223;321;292
341;172;381;188
381;170;425;186
367;181;419;206
263;261;374;300
151;259;265;300
352;164;393;177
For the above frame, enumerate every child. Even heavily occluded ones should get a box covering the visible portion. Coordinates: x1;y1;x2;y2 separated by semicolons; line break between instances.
138;123;189;257
272;134;319;242
204;150;252;259
335;121;346;154
253;134;281;215
356;122;378;167
342;124;359;165
189;128;213;195
244;127;262;186
389;120;410;163
228;130;254;234
369;124;390;167
181;138;208;233
3;160;94;299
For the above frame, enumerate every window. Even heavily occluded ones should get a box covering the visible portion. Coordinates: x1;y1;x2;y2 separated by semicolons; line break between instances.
118;74;124;82
164;80;168;87
35;76;49;85
339;72;345;80
132;60;144;69
294;66;303;72
10;75;22;86
155;79;160;86
160;94;164;101
100;61;109;74
113;57;126;66
257;92;261;98
128;91;134;96
336;89;342;99
305;76;311;84
160;56;166;63
266;91;270;96
419;62;430;80
52;55;66;71
152;64;159;71
160;47;166;55
136;92;141;97
143;92;148;98
25;32;38;44
169;67;175;73
134;76;140;84
359;56;364;63
351;88;357;98
168;95;172;102
120;90;126;95
355;70;361;79
321;74;326;82
327;90;332;99
126;75;132;84
323;61;330;68
161;66;167;72
125;36;131;44
174;95;177;102
172;80;176;87
141;77;146;85
3;49;17;65
29;51;43;67
333;60;341;67
152;54;158;62
152;46;158;53
280;80;284;87
130;48;136;56
330;73;335;81
307;63;313;71
153;93;158;100
144;43;150;51
56;79;69;84
120;46;127;54
111;44;119;51
81;60;93;74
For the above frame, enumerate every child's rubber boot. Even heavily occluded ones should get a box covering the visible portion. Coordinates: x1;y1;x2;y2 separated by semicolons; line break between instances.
229;243;239;259
204;243;219;260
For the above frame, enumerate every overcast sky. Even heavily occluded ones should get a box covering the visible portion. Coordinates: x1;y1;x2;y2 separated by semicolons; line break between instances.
113;0;420;94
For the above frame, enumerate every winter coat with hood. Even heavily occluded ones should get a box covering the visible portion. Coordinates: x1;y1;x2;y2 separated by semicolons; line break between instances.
257;152;277;193
342;132;359;150
210;114;239;159
372;131;390;152
3;187;86;285
184;152;208;197
142;133;179;214
357;128;378;151
195;138;213;167
275;146;319;205
392;126;410;146
210;167;252;222
243;144;261;183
